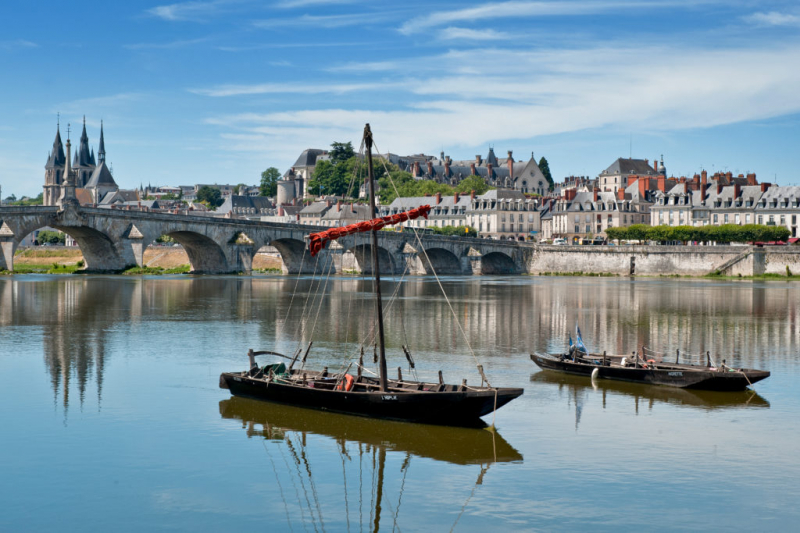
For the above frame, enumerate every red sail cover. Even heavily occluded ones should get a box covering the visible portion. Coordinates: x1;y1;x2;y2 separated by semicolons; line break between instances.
308;205;431;257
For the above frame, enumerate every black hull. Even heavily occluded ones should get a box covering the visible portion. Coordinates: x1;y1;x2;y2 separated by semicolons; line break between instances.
530;353;769;391
220;372;523;425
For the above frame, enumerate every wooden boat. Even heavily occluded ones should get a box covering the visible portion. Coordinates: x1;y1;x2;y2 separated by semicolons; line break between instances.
220;124;523;425
530;371;770;410
530;350;770;392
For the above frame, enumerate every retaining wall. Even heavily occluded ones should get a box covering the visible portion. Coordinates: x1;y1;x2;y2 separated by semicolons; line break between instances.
529;245;800;276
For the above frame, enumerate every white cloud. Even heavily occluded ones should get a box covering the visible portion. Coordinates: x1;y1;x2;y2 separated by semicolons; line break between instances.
147;0;233;22
743;11;800;27
275;0;357;7
253;12;381;28
201;43;800;159
0;39;37;50
439;27;511;41
191;81;400;97
400;0;689;34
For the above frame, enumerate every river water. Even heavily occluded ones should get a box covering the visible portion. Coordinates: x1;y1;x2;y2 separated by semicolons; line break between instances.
1;274;798;531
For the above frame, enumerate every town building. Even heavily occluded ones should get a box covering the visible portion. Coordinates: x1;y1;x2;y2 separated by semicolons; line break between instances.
598;156;665;193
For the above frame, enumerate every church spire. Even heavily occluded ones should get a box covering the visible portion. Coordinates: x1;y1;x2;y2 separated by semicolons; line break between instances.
45;117;66;169
98;120;106;163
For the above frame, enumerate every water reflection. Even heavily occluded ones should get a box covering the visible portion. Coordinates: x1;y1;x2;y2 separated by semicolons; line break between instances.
219;396;521;531
531;370;769;430
1;275;796;414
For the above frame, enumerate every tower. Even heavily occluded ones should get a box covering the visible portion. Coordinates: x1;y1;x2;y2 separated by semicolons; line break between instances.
44;117;66;206
57;124;79;208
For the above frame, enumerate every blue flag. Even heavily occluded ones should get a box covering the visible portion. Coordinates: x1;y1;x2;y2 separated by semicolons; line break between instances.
576;324;588;354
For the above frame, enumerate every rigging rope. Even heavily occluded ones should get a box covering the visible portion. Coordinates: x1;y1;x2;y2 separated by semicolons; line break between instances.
372;138;488;387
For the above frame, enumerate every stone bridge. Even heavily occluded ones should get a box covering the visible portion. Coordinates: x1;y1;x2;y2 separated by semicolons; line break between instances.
0;205;532;275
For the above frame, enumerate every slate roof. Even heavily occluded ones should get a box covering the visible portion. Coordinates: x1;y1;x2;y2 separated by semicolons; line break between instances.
217;195;274;214
600;158;659;177
300;201;333;215
45;127;65;169
322;204;372;222
755;185;800;209
85;161;117;189
292;149;326;168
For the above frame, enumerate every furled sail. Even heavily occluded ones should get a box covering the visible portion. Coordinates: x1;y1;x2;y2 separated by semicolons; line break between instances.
308;205;431;257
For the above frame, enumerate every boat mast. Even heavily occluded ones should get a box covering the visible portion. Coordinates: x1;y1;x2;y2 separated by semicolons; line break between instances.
363;124;389;393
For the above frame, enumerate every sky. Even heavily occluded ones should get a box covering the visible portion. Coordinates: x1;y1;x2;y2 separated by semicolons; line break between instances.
2;0;800;198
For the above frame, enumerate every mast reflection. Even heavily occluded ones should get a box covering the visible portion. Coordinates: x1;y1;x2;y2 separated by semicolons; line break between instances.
219;396;522;532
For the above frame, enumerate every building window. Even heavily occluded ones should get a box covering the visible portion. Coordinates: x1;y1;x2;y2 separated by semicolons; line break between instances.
746;214;750;224
713;214;718;223
735;214;740;224
758;215;763;224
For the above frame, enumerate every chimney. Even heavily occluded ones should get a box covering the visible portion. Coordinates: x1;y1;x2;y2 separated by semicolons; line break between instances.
413;161;420;177
653;158;658;172
470;189;476;201
593;187;599;202
657;176;666;192
426;161;433;176
617;188;625;201
507;153;514;179
565;189;577;201
717;183;723;195
760;182;769;192
487;163;493;177
470;163;476;175
278;206;284;216
444;159;451;175
627;175;638;188
337;202;341;212
454;192;460;204
435;192;442;204
326;199;331;207
645;158;649;168
701;170;707;185
638;177;650;198
726;171;733;181
734;183;741;199
475;155;482;165
747;173;757;186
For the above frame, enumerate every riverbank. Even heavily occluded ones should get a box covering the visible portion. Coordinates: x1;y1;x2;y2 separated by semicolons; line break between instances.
8;246;283;274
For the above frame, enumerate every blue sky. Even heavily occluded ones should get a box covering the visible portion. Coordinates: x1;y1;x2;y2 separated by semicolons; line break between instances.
2;0;800;197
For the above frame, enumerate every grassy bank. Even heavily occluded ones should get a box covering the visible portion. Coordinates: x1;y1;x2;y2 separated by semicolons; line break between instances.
122;265;192;275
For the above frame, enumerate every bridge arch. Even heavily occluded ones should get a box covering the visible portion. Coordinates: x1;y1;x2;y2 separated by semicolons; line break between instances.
163;230;229;273
346;243;397;275
417;247;464;275
480;251;517;275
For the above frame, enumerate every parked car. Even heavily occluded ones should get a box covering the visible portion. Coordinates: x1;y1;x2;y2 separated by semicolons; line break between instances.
552;238;567;246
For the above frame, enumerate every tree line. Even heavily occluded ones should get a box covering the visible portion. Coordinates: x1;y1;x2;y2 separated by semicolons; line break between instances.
605;224;792;244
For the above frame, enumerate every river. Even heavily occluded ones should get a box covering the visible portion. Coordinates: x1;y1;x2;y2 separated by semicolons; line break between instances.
1;274;798;531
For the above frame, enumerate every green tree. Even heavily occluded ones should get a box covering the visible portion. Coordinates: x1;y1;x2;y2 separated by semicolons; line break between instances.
433;225;478;237
538;157;554;191
454;176;492;195
605;227;627;242
196;186;224;209
260;167;281;197
37;230;65;244
626;224;650;243
330;141;355;164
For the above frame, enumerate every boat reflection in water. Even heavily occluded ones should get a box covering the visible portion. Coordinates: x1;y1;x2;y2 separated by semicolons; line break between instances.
219;396;522;531
531;370;769;423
